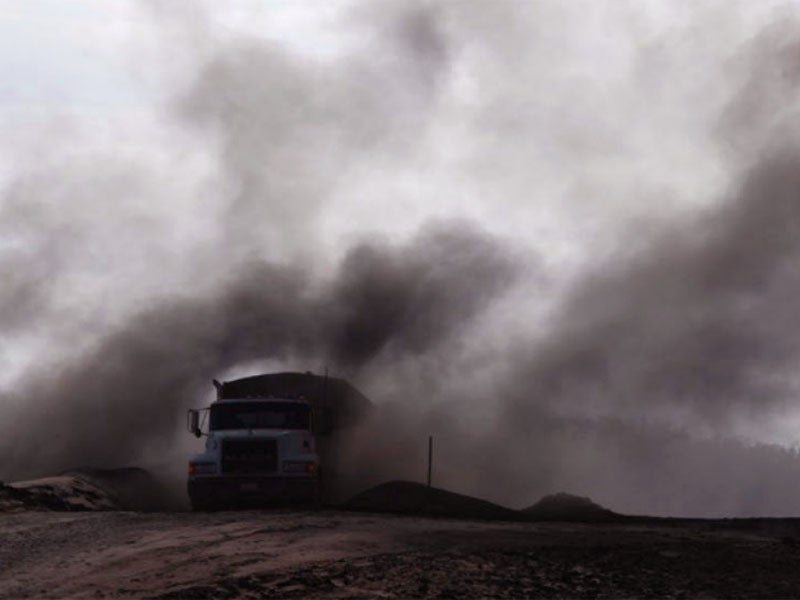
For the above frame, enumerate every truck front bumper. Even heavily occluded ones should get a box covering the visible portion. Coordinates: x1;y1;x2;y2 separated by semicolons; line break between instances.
188;475;318;508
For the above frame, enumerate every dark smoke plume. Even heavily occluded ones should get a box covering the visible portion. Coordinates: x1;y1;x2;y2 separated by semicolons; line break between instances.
502;151;800;433
1;224;518;480
0;0;464;479
327;223;518;367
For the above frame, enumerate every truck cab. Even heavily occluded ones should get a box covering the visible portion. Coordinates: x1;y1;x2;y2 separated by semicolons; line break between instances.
186;371;371;510
187;397;320;510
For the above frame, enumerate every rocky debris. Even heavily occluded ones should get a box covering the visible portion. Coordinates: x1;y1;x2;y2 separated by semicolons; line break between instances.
151;541;800;600
523;492;620;522
345;480;519;521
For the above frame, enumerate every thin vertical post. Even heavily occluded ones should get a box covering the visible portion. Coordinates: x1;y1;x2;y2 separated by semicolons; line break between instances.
322;366;329;430
427;435;433;488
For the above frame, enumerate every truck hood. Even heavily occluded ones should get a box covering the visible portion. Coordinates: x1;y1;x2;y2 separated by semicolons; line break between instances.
203;428;316;457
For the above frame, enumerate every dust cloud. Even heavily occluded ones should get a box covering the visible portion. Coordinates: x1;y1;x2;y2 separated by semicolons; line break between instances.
0;223;517;481
3;2;800;516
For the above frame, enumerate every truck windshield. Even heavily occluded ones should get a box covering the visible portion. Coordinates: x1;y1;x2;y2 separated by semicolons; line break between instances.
210;402;310;431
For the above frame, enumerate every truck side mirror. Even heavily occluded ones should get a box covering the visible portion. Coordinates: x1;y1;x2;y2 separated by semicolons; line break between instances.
187;409;202;438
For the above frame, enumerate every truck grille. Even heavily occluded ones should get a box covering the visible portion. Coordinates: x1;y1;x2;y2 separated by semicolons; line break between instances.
221;439;278;475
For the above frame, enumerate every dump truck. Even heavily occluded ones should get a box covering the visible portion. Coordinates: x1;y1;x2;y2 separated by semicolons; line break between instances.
186;371;371;510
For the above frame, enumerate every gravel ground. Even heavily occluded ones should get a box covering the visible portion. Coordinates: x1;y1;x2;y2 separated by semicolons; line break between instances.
3;509;800;598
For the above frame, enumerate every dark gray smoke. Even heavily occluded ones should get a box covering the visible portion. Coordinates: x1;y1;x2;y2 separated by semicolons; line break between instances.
504;152;800;431
450;20;800;514
1;223;517;480
0;0;463;479
326;223;518;367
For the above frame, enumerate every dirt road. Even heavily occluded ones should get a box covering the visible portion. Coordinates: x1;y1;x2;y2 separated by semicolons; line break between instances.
3;509;800;598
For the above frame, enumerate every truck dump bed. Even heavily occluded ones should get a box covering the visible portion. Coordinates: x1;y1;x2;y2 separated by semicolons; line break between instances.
217;372;372;432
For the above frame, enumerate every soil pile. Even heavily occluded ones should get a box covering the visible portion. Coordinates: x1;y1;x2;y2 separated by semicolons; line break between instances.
346;481;519;521
0;467;179;512
0;475;116;512
65;467;181;511
523;493;620;522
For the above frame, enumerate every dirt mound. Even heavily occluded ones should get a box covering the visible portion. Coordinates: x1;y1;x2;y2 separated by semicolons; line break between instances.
0;467;180;512
64;467;181;511
523;493;620;522
0;475;117;512
346;481;519;521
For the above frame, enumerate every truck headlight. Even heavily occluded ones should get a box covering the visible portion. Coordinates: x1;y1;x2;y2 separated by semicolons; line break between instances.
282;461;316;474
188;462;217;475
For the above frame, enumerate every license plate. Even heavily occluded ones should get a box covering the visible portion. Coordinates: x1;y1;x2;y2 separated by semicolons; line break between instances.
240;482;259;492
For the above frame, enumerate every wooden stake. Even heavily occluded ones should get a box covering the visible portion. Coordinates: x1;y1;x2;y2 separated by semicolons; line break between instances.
427;435;433;488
